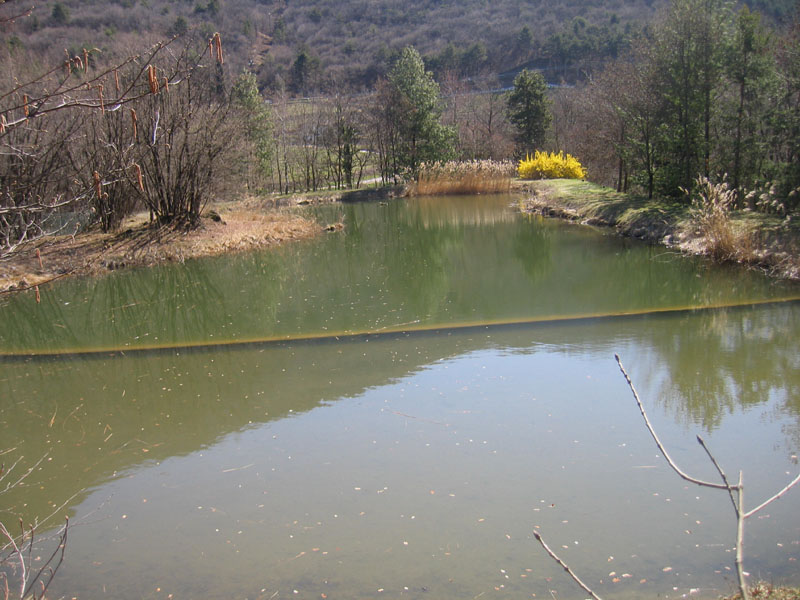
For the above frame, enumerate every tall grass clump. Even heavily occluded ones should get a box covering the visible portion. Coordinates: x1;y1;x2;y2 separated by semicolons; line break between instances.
517;151;586;180
688;176;751;261
412;160;516;195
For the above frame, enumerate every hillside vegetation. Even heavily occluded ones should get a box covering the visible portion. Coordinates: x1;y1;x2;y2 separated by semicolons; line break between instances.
5;0;664;91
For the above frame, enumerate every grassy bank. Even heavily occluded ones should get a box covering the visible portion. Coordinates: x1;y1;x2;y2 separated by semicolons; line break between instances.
518;179;800;280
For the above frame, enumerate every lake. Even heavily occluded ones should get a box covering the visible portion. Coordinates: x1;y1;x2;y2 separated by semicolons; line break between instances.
1;194;799;599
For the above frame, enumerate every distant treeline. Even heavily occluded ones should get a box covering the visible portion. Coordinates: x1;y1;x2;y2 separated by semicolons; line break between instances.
554;0;800;210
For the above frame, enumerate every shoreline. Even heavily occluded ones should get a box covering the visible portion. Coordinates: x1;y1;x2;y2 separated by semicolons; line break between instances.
0;196;327;294
2;180;798;295
517;179;800;281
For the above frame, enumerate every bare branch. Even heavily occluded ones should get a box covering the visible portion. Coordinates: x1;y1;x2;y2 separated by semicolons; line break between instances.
743;470;800;519
735;472;748;600
533;530;603;600
615;354;732;490
0;521;25;600
696;435;740;516
0;454;47;496
22;518;68;600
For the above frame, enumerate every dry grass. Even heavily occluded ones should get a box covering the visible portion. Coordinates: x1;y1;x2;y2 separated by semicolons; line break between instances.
411;160;516;196
687;176;754;262
722;583;800;600
0;201;321;292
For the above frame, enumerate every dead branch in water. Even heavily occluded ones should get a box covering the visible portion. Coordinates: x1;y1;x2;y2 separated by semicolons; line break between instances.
614;354;800;600
534;356;800;600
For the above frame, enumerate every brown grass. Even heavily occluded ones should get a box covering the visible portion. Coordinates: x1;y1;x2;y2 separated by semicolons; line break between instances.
0;200;321;292
411;160;515;196
687;177;753;262
722;583;800;600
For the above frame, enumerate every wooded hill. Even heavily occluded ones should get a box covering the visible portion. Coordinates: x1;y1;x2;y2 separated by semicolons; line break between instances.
1;0;672;92
6;0;795;93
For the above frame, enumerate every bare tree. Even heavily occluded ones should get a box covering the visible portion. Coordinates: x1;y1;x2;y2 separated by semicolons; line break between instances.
322;92;366;190
1;4;234;252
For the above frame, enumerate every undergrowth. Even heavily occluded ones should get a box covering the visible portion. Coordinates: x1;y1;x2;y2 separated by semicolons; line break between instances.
723;583;800;600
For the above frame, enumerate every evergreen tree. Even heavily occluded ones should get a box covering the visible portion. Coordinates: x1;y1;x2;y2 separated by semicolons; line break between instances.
506;69;551;158
651;0;732;195
384;46;456;177
722;6;775;203
232;71;273;187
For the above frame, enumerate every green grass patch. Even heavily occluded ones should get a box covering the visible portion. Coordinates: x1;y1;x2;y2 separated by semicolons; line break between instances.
528;179;689;230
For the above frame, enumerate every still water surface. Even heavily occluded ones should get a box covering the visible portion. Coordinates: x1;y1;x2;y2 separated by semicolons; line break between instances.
1;195;799;599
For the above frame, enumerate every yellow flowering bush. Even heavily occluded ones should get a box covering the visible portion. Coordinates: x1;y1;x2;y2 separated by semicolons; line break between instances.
517;151;586;180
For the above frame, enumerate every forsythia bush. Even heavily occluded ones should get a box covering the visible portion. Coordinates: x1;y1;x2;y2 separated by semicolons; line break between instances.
517;151;586;180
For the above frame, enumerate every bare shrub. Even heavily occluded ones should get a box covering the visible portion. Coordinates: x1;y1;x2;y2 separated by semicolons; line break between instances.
1;22;239;249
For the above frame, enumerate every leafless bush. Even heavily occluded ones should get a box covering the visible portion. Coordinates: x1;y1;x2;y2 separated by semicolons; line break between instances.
1;12;237;250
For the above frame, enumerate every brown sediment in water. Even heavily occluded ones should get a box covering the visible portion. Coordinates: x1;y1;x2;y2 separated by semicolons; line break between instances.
0;198;327;293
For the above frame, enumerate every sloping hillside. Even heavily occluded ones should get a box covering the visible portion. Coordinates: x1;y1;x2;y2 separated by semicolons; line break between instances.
3;0;659;91
1;0;794;91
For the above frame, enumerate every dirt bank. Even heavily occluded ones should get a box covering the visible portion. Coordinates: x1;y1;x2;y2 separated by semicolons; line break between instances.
0;186;411;294
0;197;330;294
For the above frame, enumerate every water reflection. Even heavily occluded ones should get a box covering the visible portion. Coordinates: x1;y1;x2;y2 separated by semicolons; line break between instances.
2;304;799;599
2;195;800;598
2;196;798;355
637;305;800;432
3;304;799;525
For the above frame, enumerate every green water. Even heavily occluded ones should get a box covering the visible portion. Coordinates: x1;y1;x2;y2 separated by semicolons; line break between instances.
1;195;799;599
1;195;797;355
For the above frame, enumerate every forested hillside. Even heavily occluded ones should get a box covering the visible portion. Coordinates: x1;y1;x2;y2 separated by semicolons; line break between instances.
4;0;665;92
5;0;794;92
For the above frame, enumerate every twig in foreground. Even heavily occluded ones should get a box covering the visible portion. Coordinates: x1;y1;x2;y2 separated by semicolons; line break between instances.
533;530;603;600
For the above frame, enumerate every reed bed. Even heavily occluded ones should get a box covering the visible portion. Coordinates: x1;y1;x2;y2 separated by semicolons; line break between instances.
412;160;516;196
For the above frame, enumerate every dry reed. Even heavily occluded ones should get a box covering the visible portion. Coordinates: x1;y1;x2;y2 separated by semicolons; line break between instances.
412;160;515;196
688;176;752;262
